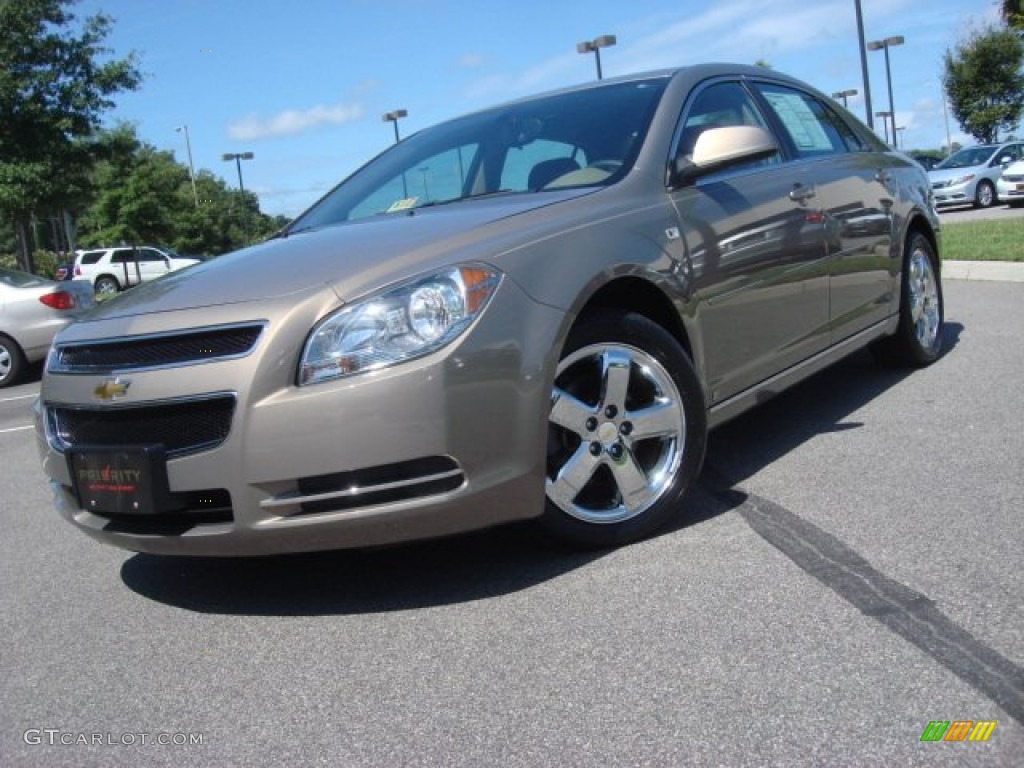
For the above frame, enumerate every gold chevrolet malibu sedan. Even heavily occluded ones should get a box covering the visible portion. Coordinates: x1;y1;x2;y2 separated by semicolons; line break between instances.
35;64;943;556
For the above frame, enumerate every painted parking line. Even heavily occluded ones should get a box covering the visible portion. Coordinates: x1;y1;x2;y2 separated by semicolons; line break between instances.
0;394;37;403
0;425;34;434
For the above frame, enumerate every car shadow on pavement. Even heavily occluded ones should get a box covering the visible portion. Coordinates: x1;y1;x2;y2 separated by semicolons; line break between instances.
119;479;739;616
704;322;962;489
119;323;962;616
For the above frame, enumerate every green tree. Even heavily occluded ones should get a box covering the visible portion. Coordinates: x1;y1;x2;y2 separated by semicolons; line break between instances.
0;0;140;271
77;125;287;256
1002;1;1023;31
943;26;1024;143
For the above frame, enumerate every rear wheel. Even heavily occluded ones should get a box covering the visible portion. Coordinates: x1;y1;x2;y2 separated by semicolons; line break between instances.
94;275;120;296
0;334;26;388
871;232;943;367
542;311;706;548
974;180;995;208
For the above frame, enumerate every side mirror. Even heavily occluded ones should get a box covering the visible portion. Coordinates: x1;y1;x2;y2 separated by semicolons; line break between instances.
673;125;778;185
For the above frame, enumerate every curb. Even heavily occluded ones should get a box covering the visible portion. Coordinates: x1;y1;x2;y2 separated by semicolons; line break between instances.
941;261;1024;283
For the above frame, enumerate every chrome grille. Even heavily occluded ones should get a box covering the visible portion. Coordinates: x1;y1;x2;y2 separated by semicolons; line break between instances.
49;395;236;457
50;323;264;373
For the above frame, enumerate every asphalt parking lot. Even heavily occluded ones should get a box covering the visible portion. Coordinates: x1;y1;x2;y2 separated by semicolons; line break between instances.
1;278;1021;767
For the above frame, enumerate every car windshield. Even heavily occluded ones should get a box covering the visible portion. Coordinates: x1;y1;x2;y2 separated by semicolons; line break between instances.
935;146;996;169
287;78;669;233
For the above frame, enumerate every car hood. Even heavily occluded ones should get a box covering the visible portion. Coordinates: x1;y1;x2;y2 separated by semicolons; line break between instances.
928;165;986;182
88;189;597;320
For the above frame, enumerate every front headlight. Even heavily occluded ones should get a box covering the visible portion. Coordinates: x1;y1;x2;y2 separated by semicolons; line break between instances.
948;174;975;187
299;265;501;385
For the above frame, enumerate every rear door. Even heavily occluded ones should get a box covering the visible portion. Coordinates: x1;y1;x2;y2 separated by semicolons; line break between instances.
751;81;897;342
668;79;830;405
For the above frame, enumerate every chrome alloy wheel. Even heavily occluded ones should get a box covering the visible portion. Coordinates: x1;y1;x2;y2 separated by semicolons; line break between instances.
0;345;11;382
908;245;940;351
546;343;686;524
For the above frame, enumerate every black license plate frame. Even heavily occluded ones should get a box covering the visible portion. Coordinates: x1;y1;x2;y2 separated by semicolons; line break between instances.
68;445;170;515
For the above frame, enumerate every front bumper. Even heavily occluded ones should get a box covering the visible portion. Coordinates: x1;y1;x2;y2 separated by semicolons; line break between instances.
36;279;563;556
931;181;975;207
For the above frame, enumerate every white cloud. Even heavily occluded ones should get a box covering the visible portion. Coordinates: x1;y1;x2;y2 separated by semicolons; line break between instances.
228;103;365;140
458;53;486;69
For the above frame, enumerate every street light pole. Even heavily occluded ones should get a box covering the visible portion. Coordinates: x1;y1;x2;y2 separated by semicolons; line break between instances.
221;152;254;193
831;89;858;108
176;125;198;207
875;112;892;145
854;0;874;129
382;109;408;144
576;35;617;80
868;35;905;149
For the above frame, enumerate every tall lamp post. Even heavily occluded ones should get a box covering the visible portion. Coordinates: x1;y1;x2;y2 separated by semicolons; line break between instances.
875;111;892;145
831;89;858;108
382;109;408;143
853;0;874;128
221;152;254;193
576;35;616;80
867;35;905;148
176;125;198;207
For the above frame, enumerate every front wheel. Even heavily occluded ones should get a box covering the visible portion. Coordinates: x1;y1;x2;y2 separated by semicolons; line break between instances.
871;232;944;367
541;311;706;548
974;180;996;208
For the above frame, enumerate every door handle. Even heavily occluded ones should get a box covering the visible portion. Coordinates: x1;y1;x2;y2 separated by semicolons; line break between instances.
789;183;816;203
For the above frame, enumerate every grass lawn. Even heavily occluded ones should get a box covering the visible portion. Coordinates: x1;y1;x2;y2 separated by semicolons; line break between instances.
941;215;1024;261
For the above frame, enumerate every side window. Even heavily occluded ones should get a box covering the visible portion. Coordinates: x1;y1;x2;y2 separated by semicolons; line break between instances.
501;139;587;191
678;81;777;169
348;143;480;220
754;83;852;158
111;250;130;264
138;248;164;262
80;250;104;265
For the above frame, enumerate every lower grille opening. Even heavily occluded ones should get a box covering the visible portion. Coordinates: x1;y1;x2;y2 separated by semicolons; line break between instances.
296;456;464;515
88;488;233;535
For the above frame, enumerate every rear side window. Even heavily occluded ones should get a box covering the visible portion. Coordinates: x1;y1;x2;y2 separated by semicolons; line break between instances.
79;250;104;265
754;83;855;158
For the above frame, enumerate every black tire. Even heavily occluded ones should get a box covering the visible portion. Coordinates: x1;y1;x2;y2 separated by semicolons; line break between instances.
94;275;121;296
974;180;996;208
0;334;26;388
541;311;707;548
871;232;944;367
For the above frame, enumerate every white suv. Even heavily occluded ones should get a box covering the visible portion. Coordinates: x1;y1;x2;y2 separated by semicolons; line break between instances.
73;246;200;295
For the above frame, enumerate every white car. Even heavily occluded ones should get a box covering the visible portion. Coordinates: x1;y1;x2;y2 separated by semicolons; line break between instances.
73;246;200;295
995;159;1024;207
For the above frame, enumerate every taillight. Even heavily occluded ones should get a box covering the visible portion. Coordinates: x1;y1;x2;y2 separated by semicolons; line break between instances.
39;291;76;310
75;265;81;276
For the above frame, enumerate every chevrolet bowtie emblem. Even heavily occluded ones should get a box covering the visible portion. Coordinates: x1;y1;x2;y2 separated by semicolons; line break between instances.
93;378;131;401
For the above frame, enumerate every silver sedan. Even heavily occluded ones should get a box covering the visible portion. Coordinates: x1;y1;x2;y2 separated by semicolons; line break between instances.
0;268;95;387
36;64;943;555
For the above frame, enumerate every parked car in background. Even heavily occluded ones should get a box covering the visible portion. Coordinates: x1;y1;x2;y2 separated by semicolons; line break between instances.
36;64;943;556
0;268;95;387
73;245;200;296
927;142;1024;208
995;159;1024;207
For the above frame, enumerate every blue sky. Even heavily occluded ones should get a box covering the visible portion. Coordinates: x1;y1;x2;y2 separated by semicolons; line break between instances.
74;0;1005;218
